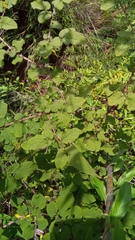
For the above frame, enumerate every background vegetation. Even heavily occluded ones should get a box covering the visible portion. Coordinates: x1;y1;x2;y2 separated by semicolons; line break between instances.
0;0;135;239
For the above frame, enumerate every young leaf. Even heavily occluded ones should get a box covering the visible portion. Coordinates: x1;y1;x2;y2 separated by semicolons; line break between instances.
110;182;131;219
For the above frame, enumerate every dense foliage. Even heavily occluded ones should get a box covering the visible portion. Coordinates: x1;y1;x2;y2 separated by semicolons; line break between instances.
1;0;135;240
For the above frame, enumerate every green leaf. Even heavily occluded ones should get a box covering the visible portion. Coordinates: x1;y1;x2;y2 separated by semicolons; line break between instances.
38;11;52;23
12;55;23;65
50;21;62;30
108;91;125;106
62;128;82;144
5;176;17;193
66;96;85;112
43;232;55;240
52;0;64;10
12;39;25;52
0;16;17;30
59;28;86;45
28;68;39;79
86;139;101;152
31;1;50;10
51;37;62;48
115;41;130;56
66;146;98;177
21;135;47;150
101;0;115;10
0;102;7;118
91;177;106;201
20;219;34;240
69;205;82;218
47;202;58;218
113;220;126;240
110;182;131;219
32;193;46;209
117;168;135;186
37;216;48;230
56;191;74;211
55;149;69;169
11;123;22;138
14;161;37;179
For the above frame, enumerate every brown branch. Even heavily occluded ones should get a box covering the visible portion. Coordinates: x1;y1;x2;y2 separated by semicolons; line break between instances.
2;113;45;128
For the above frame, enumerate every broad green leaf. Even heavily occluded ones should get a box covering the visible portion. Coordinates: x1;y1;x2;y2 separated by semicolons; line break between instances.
31;1;50;10
21;220;34;240
117;168;135;186
66;96;85;112
12;39;25;52
11;123;22;138
37;216;48;230
69;205;82;218
101;144;115;155
66;147;98;177
40;171;51;182
91;177;106;201
12;55;23;65
1;128;16;144
108;91;125;106
62;128;82;144
43;232;55;240
127;92;135;111
63;0;73;3
14;113;23;120
55;149;69;169
50;21;62;30
110;182;131;219
28;68;39;79
51;37;62;48
113;220;126;240
21;135;47;150
59;28;86;45
14;161;37;179
80;193;96;205
5;176;17;193
115;41;130;56
86;139;101;152
0;102;7;118
52;0;64;10
101;0;115;10
38;11;52;23
56;191;74;211
32;193;46;209
0;16;17;30
0;49;6;60
82;206;102;219
47;202;58;218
